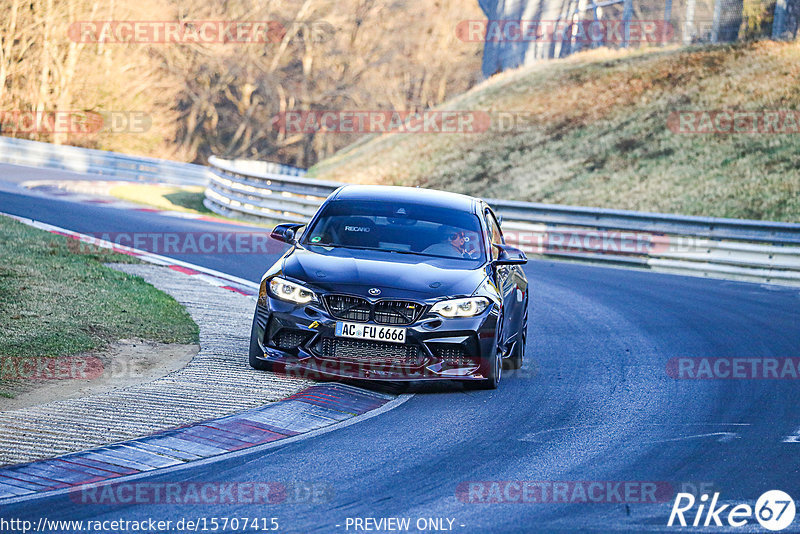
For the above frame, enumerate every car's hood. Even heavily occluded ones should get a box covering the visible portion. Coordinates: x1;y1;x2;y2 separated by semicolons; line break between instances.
281;246;486;300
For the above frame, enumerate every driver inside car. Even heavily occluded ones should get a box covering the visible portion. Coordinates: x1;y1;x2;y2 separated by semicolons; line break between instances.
422;225;476;259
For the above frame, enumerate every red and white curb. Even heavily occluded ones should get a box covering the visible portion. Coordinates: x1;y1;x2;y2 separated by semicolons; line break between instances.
0;383;404;504
1;212;259;297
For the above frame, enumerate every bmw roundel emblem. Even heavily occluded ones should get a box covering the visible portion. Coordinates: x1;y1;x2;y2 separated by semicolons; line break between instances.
369;288;381;296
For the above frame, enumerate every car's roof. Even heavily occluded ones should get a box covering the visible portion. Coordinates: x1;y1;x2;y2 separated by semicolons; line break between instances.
331;185;480;212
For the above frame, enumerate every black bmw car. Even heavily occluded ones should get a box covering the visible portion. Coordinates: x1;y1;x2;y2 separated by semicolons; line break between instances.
249;185;528;389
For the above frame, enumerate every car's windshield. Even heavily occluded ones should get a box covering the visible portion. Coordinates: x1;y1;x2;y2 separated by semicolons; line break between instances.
302;200;486;261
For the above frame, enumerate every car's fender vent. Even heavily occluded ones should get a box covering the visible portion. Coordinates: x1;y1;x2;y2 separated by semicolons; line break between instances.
272;329;311;350
432;345;478;368
319;337;423;366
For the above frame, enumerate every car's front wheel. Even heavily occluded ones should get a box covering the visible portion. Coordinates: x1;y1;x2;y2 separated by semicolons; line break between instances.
248;313;274;371
473;331;502;390
483;346;502;389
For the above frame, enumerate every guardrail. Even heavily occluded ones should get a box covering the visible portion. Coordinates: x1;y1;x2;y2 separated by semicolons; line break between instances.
8;141;794;287
212;157;306;177
0;136;208;186
205;155;342;223
206;156;800;286
4;140;795;286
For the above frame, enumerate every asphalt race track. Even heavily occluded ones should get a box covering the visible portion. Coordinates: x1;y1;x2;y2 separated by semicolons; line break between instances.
1;164;800;532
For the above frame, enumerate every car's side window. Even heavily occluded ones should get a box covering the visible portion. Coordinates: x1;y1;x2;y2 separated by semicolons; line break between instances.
484;209;504;260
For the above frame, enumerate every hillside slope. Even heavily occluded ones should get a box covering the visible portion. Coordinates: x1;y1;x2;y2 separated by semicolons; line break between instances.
310;41;800;222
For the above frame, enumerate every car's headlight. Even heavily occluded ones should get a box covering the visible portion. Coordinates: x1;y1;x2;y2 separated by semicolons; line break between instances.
430;297;490;318
267;276;318;305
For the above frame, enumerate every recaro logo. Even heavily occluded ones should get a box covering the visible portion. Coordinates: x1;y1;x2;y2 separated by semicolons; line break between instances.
344;226;370;232
668;490;796;531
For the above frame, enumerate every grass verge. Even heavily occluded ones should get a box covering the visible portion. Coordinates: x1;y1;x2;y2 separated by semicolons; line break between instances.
109;183;275;227
0;215;199;394
109;184;211;213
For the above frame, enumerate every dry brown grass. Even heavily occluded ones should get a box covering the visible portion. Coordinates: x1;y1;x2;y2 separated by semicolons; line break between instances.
311;41;800;222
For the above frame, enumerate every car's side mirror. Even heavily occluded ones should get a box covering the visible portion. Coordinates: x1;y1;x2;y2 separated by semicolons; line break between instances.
493;243;527;265
270;223;304;245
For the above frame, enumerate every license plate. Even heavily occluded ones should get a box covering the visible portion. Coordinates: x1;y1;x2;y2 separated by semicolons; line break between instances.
335;322;406;344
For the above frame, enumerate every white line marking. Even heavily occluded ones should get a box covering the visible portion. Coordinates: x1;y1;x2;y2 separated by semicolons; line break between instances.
521;422;750;442
642;432;740;444
782;427;800;442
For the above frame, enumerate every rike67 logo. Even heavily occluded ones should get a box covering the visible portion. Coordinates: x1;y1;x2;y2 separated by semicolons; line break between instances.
668;490;796;531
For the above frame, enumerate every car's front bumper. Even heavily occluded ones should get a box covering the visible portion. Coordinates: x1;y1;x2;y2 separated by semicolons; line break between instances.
251;297;499;382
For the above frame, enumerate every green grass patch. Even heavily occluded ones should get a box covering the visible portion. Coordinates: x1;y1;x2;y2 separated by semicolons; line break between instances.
109;184;211;214
0;215;199;366
311;41;800;222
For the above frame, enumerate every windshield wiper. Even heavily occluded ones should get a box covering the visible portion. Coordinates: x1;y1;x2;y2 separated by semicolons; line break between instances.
309;243;477;260
307;243;381;252
384;248;423;256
